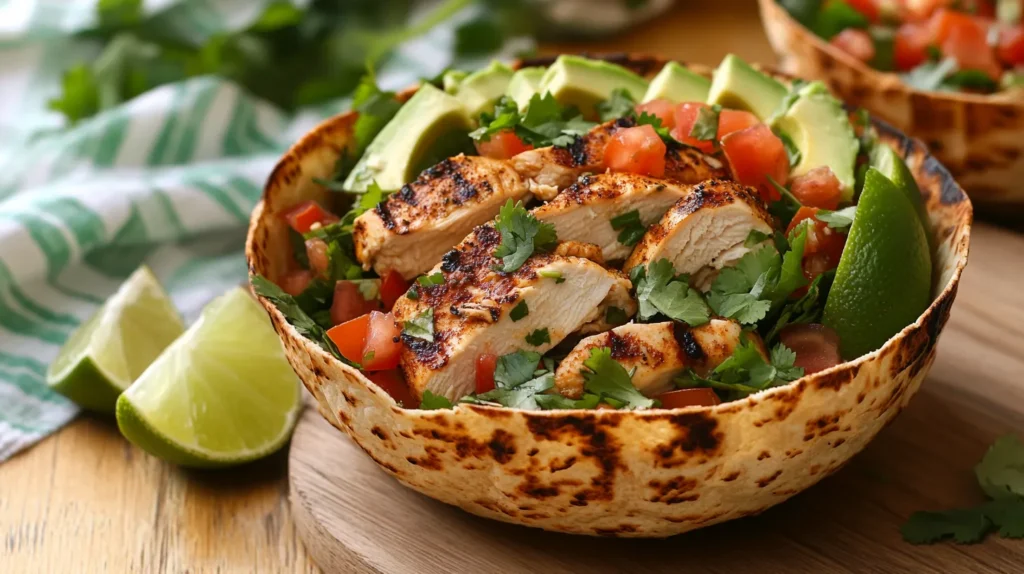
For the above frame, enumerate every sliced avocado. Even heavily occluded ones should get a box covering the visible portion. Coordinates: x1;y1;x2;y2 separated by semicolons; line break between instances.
869;142;930;234
448;61;513;117
508;67;546;110
642;62;711;103
442;70;468;93
537;55;648;119
343;84;473;192
706;54;788;121
771;82;858;200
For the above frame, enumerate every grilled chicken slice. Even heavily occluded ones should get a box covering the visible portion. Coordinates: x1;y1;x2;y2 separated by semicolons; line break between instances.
554;319;763;399
392;226;636;402
352;155;530;279
624;180;775;291
511;117;727;200
532;173;692;262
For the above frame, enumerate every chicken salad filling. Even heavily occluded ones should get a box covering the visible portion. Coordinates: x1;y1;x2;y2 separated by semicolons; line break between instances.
253;54;933;411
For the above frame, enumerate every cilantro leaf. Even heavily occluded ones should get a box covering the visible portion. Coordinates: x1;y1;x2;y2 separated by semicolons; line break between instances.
471;372;555;410
770;343;804;382
745;229;772;247
596;88;636;122
771;223;809;301
901;507;992;545
634;259;711;326
492;199;558;272
610;209;647;247
676;335;803;399
582;347;656;410
510;300;529;322
634;112;681;147
707;293;772;325
417;272;445;286
494;350;542;388
406;285;420;301
815;205;857;230
251;275;341;360
539;269;565;283
766;175;802;225
987;498;1024;538
763;271;834;344
402;308;434;341
975;435;1024;500
420;391;454;410
535;393;602;410
472;93;596;149
525;328;550;346
689;104;721;141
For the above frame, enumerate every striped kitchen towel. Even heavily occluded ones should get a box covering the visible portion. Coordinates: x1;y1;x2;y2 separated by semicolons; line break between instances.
0;0;528;461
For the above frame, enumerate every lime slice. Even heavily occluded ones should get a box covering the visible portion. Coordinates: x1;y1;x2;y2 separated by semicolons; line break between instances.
47;266;184;413
116;287;301;468
823;168;932;359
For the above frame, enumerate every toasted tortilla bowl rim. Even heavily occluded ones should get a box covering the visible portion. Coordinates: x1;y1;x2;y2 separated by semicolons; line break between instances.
246;54;971;536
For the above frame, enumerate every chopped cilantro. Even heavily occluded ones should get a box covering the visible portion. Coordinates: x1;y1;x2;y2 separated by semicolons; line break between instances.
634;112;681;147
290;228;310;269
402;308;434;341
763;271;834;344
745;229;773;247
420;390;454;410
535;393;602;410
902;58;958;91
539;269;565;283
459;349;552;410
492;200;558;272
251;275;342;360
815;205;857;230
610;209;647;247
405;285;420;300
689;104;721;141
976;435;1024;500
605;306;629;325
417;272;445;286
633;259;711;327
766;175;802;226
675;335;804;399
494;350;542;388
510;300;529;322
525;328;550;346
471;93;596;149
362;350;375;362
596;88;637;122
582;347;656;410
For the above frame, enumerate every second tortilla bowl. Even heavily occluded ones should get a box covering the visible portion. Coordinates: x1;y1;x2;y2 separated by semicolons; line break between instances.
759;0;1024;206
246;54;972;537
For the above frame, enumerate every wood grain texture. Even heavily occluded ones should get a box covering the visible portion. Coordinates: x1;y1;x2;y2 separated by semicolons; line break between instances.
290;223;1024;574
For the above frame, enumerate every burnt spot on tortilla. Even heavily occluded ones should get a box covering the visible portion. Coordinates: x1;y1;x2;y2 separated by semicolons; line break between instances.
551;456;577;473
341;391;359;408
650;412;722;468
488;429;517;464
785;449;803;459
371;426;388;440
805;412;845;441
758;451;771;461
648;476;699;504
672;322;706;361
526;414;624;503
813;365;857;390
336;409;351;428
756;470;783;488
722;471;741;482
832;438;847;448
595;524;640;536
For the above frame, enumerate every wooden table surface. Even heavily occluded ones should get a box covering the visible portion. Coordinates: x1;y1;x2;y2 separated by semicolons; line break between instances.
3;2;1023;572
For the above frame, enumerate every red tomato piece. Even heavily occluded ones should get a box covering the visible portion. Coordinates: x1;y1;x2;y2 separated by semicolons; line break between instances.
787;207;848;281
379;270;411;311
998;26;1024;67
721;123;789;203
635;99;677;129
281;270;313;296
789;166;842;210
830;29;877;63
936;11;1002;80
475;130;533;160
901;0;952;21
604;124;667;177
656;388;721;409
362;311;403;371
894;22;932;71
284;200;339;234
779;323;843;375
670;102;716;153
366;370;418;408
305;238;329;277
326;314;371;365
475;353;498;394
717;109;760;140
846;0;881;21
330;281;378;326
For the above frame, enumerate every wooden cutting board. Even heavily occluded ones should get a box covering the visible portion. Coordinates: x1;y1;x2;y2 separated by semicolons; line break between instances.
289;224;1024;574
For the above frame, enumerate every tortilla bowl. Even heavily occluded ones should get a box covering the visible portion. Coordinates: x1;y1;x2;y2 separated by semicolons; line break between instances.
758;0;1024;206
246;54;972;538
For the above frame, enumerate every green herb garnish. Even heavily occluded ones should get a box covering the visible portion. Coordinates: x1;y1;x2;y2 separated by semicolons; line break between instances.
510;300;529;322
610;209;647;247
492;199;558;272
581;347;656;410
634;259;711;327
525;328;551;346
402;308;434;341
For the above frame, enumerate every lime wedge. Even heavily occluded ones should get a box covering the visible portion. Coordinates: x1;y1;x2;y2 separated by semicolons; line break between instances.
47;266;184;413
116;287;301;468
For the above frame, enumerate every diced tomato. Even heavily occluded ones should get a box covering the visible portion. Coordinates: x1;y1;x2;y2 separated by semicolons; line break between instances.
366;370;417;408
635;99;677;129
787;207;848;281
933;10;1002;80
717;109;760;140
846;0;881;21
999;27;1024;66
894;22;933;71
656;388;721;409
830;29;877;62
326;314;371;364
284;201;339;234
779;323;843;375
670;102;716;153
789;166;842;210
305;238;329;277
721;123;789;203
475;130;533;160
604;124;667;177
281;270;313;296
475;353;498;394
362;311;403;371
380;270;410;311
330;281;379;326
900;0;951;21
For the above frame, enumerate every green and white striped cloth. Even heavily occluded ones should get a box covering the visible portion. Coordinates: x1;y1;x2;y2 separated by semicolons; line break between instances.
0;0;524;461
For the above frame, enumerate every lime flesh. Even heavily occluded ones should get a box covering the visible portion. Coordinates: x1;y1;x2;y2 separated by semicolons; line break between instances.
47;266;184;413
823;168;932;359
116;288;301;468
